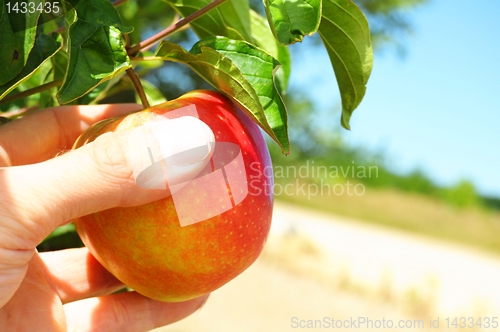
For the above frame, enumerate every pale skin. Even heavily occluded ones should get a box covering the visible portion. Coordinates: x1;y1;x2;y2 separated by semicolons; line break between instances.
0;105;209;331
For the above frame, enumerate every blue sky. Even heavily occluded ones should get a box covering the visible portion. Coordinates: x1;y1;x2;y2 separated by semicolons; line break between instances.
289;0;500;197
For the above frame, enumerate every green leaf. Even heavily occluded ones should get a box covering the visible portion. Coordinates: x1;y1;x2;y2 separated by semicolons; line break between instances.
37;223;83;252
57;0;132;104
76;71;127;105
250;10;291;93
0;0;42;84
1;0;42;32
37;51;62;108
318;0;373;129
0;33;62;101
264;0;321;45
163;0;251;41
194;36;289;154
73;81;110;105
52;48;68;81
217;0;252;41
66;0;133;33
155;38;290;154
275;41;291;93
117;0;175;50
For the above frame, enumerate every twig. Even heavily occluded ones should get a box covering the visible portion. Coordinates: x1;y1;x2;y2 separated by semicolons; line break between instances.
124;33;131;49
54;25;65;34
112;0;129;7
127;0;227;56
7;0;226;104
126;68;150;108
0;79;63;105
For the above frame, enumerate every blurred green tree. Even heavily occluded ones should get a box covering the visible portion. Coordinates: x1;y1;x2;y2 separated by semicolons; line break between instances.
34;0;444;251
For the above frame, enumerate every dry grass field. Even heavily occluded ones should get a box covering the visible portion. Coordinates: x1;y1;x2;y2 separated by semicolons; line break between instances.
157;200;500;332
279;185;500;254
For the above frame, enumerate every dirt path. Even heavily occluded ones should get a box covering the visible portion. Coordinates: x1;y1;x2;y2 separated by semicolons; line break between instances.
156;202;500;332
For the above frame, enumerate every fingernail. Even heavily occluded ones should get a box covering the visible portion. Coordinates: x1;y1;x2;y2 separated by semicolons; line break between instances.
126;115;215;190
151;116;214;167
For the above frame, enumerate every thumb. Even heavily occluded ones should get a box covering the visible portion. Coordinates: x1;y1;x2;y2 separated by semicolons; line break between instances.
0;116;215;249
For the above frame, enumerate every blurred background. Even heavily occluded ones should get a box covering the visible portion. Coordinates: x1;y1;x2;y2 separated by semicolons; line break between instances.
27;0;500;330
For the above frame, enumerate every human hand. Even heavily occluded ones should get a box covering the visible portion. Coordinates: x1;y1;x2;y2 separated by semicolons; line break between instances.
0;105;210;331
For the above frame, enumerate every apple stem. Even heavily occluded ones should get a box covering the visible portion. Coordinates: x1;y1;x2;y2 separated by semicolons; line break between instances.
126;68;150;109
126;0;228;56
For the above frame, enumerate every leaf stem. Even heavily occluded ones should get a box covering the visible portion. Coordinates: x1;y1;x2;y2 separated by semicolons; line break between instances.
126;68;150;108
0;79;63;105
130;56;163;62
127;0;228;56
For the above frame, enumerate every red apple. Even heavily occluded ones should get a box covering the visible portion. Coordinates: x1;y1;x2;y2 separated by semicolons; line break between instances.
72;90;274;302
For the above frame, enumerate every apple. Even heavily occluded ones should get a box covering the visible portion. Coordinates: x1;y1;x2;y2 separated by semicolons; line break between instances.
72;90;274;302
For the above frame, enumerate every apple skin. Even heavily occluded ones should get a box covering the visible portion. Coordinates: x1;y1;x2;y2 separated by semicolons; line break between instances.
72;90;274;302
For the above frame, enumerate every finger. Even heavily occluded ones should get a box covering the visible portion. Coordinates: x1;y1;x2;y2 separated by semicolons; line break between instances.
41;248;125;304
0;251;66;330
0;248;33;309
64;291;209;332
0;116;215;249
0;104;142;167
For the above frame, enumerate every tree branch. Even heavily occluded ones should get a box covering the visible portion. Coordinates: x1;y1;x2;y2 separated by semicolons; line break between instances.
0;79;63;105
5;0;227;104
127;0;227;56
